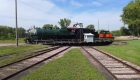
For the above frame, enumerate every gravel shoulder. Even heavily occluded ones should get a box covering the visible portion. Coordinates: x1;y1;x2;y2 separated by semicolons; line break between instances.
0;43;26;46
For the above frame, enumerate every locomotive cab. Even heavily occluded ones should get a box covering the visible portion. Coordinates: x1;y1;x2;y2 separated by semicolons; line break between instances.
99;31;113;38
67;27;78;35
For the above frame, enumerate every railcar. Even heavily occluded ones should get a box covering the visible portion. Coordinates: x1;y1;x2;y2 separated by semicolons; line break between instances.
25;23;114;44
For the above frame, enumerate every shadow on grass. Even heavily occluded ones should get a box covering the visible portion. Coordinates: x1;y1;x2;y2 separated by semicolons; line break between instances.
115;39;139;42
45;42;112;46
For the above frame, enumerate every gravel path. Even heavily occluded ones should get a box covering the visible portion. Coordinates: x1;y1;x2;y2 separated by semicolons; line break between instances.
0;43;25;47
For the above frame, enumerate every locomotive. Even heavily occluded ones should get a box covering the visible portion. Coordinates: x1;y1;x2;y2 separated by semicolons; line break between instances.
25;23;114;44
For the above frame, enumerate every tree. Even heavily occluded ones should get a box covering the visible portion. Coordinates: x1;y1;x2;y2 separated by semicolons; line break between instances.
121;0;140;36
120;26;129;36
128;24;136;36
52;25;59;29
86;24;94;29
43;24;53;29
58;18;71;28
0;25;26;40
111;30;120;36
18;27;25;38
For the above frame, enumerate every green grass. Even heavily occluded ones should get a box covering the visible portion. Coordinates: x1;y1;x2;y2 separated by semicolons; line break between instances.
0;45;46;56
96;40;140;66
21;49;105;80
0;38;24;43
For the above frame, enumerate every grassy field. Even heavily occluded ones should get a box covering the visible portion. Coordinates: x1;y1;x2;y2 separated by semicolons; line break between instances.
21;48;105;80
96;40;140;66
0;45;46;56
0;38;24;43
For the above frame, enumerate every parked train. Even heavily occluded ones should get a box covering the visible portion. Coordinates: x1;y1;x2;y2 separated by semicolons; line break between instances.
25;23;114;44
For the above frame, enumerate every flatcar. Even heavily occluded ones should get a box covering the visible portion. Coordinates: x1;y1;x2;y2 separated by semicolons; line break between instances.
25;23;114;44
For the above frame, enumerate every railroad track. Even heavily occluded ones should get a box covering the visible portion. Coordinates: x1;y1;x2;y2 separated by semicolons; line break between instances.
0;46;60;68
0;46;50;60
0;46;70;80
82;46;140;80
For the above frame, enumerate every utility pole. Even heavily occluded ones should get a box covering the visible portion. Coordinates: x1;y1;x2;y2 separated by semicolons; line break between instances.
98;19;99;33
108;21;109;31
15;0;18;47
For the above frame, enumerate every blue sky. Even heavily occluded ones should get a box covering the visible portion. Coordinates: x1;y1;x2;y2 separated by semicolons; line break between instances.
0;0;130;31
51;0;127;12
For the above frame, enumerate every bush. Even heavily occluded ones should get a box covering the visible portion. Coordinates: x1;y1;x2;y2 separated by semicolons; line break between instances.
0;36;7;40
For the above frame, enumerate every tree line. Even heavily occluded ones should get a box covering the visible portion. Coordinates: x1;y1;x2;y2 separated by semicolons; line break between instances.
1;0;139;40
0;25;25;40
111;26;130;36
111;0;140;37
43;18;95;29
0;18;94;40
120;0;140;36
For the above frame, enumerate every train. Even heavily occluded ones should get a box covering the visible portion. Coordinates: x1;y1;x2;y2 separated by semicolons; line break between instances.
25;23;114;45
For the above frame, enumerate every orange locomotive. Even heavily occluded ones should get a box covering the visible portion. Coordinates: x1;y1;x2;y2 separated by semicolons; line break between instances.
99;31;113;38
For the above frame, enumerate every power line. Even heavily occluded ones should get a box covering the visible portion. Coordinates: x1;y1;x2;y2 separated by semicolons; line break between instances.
18;0;62;19
18;0;91;27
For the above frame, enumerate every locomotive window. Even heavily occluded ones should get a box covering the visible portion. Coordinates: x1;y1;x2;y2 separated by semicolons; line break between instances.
106;31;110;34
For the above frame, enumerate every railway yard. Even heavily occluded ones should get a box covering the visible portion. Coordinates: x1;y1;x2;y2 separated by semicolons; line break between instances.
0;39;140;80
1;0;140;79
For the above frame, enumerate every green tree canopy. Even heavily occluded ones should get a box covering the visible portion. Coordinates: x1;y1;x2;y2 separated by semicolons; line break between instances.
18;27;25;38
58;18;71;28
52;25;59;29
0;25;25;40
111;30;120;36
121;0;140;36
120;26;130;36
86;24;94;29
43;24;53;29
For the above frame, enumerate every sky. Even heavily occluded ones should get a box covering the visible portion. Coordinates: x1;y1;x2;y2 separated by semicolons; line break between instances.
0;0;130;31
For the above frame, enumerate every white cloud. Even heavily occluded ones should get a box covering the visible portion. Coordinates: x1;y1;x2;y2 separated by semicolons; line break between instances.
92;1;102;6
70;0;83;7
0;0;124;31
70;11;123;31
56;0;66;3
0;0;68;29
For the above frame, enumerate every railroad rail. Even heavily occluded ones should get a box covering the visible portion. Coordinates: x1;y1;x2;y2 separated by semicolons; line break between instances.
0;46;70;80
82;46;140;80
0;46;60;68
0;46;53;61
